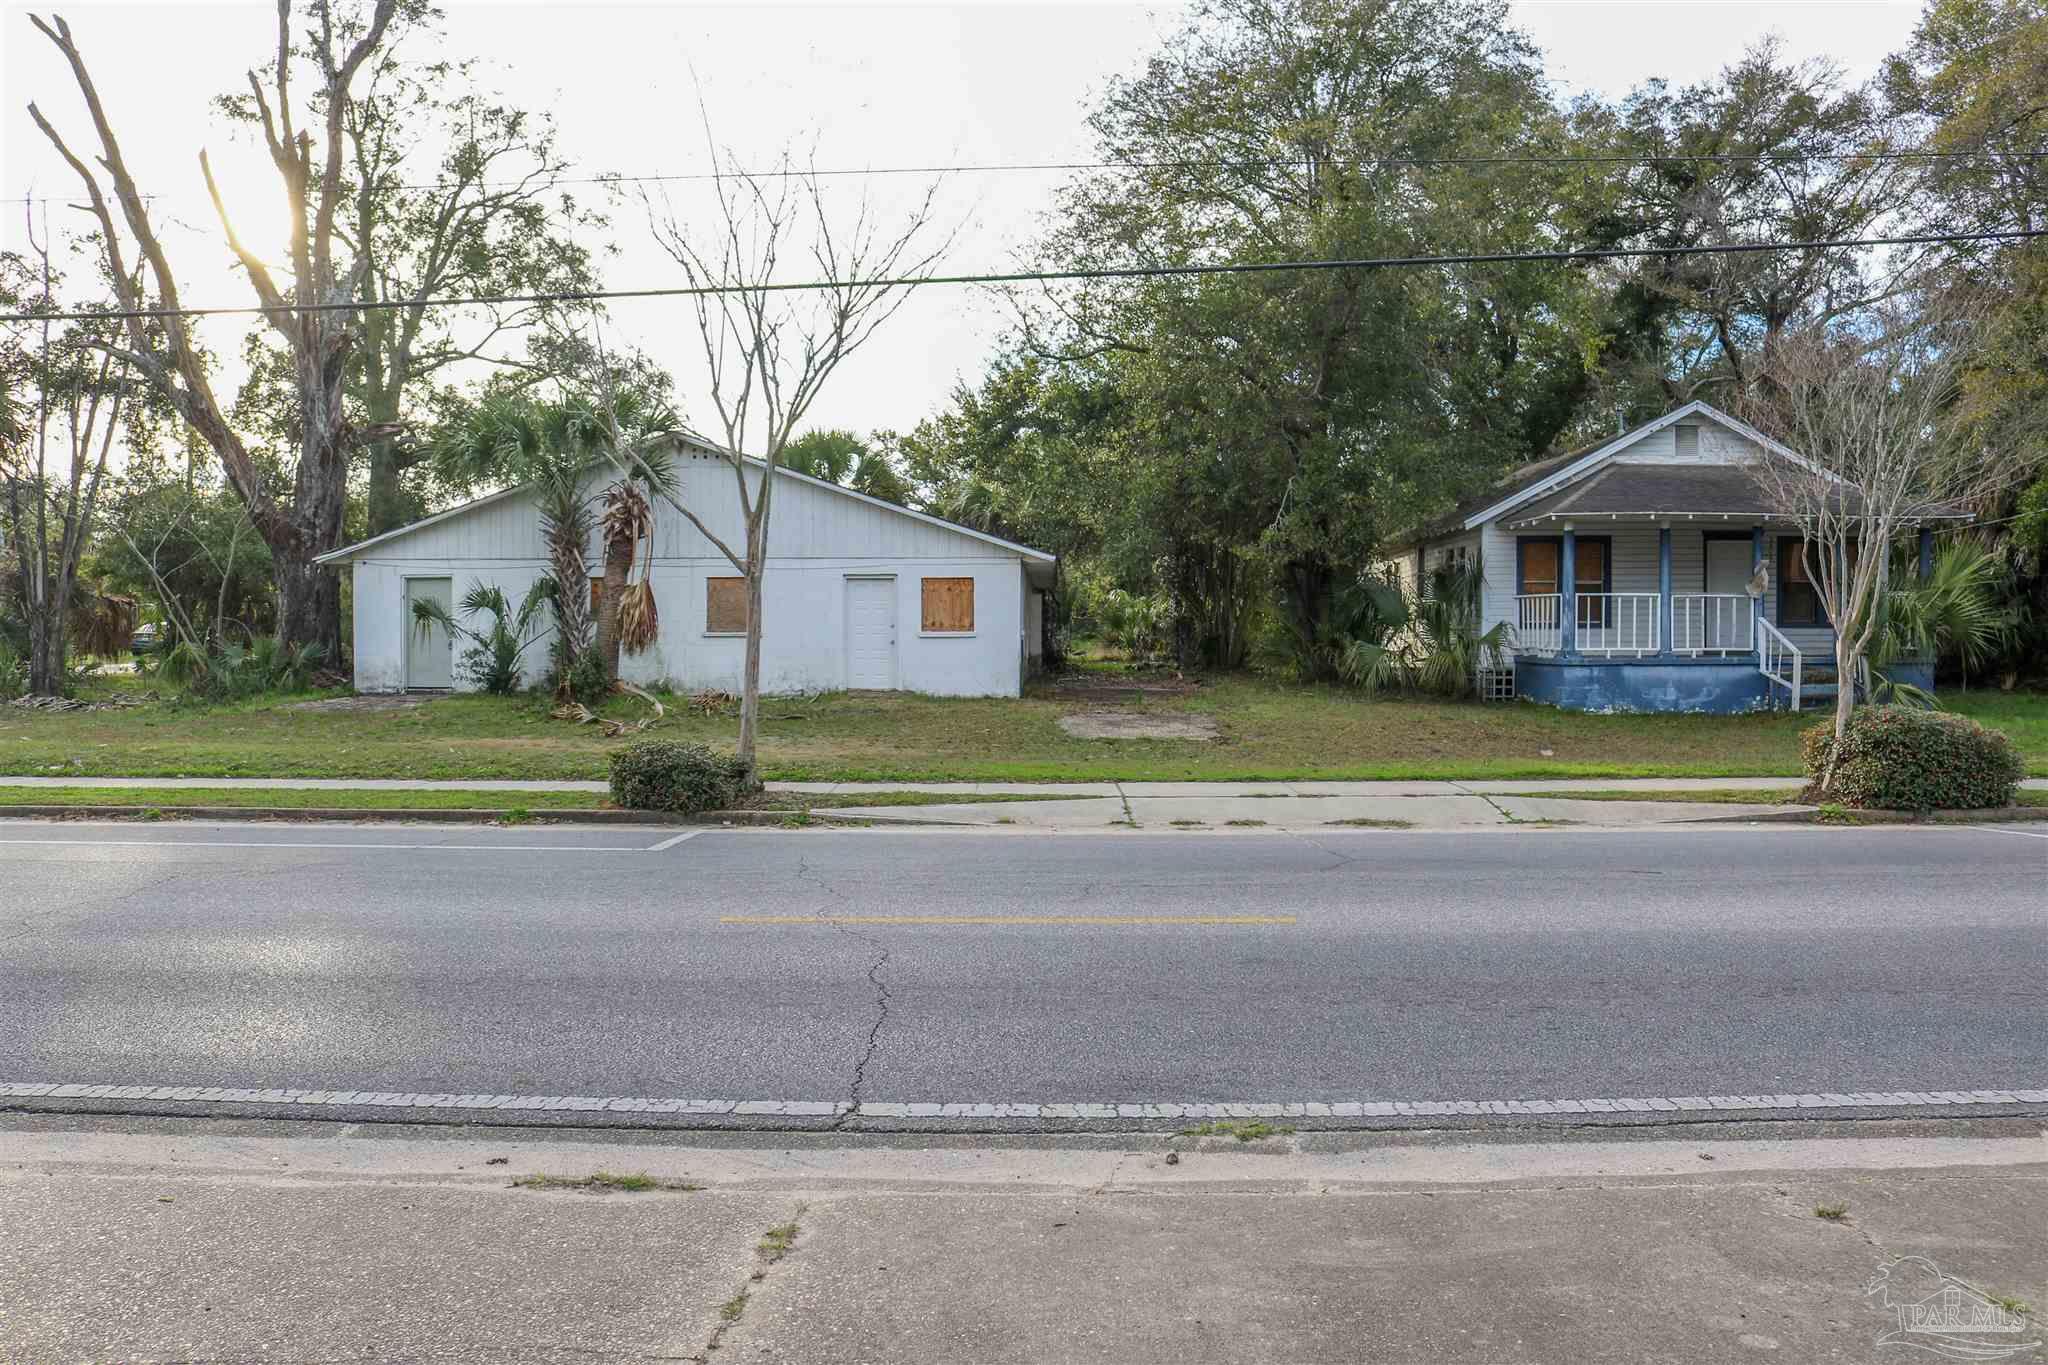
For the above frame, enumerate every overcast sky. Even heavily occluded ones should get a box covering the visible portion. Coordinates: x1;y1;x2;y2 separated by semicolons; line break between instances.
3;0;1926;451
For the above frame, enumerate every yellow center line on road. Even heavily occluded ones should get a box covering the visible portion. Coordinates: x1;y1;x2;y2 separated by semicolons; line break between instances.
719;914;1297;926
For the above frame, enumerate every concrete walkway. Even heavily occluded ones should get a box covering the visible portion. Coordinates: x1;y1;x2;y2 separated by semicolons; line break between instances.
5;1118;2043;1364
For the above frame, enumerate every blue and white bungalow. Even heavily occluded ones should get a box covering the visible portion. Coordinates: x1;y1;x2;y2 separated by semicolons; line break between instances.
1387;401;1969;714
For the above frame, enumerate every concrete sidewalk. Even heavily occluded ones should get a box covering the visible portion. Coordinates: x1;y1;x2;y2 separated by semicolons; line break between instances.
3;1117;2042;1363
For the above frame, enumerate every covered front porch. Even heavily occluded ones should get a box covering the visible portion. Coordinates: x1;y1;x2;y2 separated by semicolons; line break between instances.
1498;485;1935;714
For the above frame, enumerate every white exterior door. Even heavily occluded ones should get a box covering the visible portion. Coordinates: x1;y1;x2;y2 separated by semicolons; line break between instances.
404;577;455;689
844;577;897;689
1704;539;1752;650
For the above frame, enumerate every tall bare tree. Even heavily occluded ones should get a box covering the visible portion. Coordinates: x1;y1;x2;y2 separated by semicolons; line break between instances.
26;2;401;657
1742;292;2045;775
0;216;134;695
615;137;950;784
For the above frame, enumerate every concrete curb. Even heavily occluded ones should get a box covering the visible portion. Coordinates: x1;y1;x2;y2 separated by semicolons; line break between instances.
0;804;943;828
1683;803;2048;826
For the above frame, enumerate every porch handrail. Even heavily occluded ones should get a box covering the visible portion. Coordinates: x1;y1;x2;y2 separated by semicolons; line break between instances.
1757;617;1802;710
1574;592;1659;656
1672;593;1755;655
1514;593;1561;655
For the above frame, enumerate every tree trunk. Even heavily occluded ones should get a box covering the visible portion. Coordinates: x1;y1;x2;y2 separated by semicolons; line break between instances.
365;434;412;538
274;555;342;663
735;549;766;790
1816;631;1860;793
596;535;631;679
26;611;63;697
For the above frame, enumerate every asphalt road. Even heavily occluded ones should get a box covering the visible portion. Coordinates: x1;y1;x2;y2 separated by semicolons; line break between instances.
0;823;2041;1111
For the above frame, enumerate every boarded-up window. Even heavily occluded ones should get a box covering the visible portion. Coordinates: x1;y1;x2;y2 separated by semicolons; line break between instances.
921;577;975;633
706;577;749;634
1780;539;1823;626
1518;540;1560;595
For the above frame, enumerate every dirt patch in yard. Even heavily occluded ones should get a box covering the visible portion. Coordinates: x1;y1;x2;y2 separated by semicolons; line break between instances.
1049;673;1201;705
1058;710;1219;741
285;694;427;714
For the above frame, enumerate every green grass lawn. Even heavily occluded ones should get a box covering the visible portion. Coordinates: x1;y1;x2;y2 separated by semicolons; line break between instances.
4;673;2042;783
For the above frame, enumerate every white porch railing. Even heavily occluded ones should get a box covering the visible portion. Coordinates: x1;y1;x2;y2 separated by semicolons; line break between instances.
1758;618;1802;710
1575;592;1660;656
1515;593;1562;654
1672;594;1755;655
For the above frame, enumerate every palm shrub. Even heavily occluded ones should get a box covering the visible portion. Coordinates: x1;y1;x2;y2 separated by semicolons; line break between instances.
1869;543;2009;703
1330;577;1415;693
1801;706;2023;810
411;581;555;695
434;395;675;691
1412;561;1507;698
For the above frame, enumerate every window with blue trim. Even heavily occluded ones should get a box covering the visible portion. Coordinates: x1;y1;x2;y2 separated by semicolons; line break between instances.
1779;537;1823;626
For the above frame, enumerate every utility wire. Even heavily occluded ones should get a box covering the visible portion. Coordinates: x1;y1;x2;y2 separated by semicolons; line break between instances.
3;227;2041;326
5;144;2048;205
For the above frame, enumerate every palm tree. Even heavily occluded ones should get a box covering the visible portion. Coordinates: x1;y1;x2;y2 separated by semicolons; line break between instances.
434;394;671;693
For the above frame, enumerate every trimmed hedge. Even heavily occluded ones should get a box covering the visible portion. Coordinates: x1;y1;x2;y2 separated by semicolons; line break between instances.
607;739;749;813
1801;706;2024;811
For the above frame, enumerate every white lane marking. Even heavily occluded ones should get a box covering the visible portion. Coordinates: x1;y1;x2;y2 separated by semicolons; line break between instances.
4;1081;2040;1119
0;837;654;853
646;831;704;851
1969;824;2048;840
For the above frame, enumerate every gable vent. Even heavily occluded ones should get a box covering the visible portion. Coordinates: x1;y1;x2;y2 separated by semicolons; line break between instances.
1674;424;1700;459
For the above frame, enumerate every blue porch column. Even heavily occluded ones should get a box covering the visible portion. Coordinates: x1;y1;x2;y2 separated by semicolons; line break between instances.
1560;526;1577;656
1658;524;1673;655
1751;526;1766;643
1918;525;1934;580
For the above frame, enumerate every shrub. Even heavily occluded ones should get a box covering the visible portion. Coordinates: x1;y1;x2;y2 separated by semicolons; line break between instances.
608;739;748;813
561;646;612;706
1801;706;2024;811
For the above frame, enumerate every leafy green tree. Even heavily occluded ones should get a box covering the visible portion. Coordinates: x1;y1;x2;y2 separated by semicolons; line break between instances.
91;449;277;651
1569;39;1910;410
1886;0;2048;683
1038;0;1600;670
0;236;139;693
210;5;612;536
29;2;407;658
895;356;1131;662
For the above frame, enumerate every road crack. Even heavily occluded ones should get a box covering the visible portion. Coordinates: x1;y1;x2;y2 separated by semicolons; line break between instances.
790;856;893;1129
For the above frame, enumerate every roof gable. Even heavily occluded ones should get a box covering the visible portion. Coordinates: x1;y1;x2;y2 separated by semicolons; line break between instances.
316;437;1055;567
1460;401;1781;531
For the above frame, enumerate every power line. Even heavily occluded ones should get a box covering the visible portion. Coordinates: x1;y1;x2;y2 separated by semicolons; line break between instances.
6;144;2048;206
2;227;2040;326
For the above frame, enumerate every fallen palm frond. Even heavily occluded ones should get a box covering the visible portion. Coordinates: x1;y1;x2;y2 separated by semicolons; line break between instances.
691;688;734;716
550;681;666;736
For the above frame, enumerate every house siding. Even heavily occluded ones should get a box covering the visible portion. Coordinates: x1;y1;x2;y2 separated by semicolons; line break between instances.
1423;408;1838;662
342;461;1041;697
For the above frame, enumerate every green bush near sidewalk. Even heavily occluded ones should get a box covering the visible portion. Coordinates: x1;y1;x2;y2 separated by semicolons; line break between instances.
608;740;748;813
1801;706;2025;811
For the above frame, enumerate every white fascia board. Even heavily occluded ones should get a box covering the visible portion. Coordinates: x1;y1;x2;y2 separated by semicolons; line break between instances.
316;434;1057;568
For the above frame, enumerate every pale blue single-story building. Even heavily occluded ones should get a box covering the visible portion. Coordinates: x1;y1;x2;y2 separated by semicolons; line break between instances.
1386;402;1965;714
